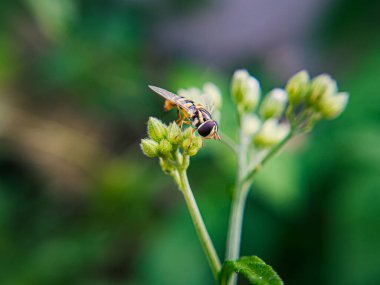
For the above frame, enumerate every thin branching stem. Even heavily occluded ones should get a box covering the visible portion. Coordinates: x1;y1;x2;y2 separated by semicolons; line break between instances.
176;165;222;281
225;121;294;285
225;180;250;259
243;131;294;184
225;114;251;285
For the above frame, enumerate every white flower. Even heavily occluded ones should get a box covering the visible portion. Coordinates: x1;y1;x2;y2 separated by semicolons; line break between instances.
286;70;310;106
254;119;290;148
308;74;337;105
242;114;261;137
318;92;349;119
231;69;261;113
203;82;222;110
259;88;288;119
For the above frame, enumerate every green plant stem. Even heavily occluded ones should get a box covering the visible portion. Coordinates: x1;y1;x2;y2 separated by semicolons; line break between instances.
225;180;250;260
177;168;222;281
225;119;250;285
243;131;293;184
225;126;294;285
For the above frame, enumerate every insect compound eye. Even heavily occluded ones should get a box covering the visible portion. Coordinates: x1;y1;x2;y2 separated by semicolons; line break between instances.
198;121;217;137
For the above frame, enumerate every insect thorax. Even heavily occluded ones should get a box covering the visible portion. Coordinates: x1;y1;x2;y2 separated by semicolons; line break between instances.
192;107;213;127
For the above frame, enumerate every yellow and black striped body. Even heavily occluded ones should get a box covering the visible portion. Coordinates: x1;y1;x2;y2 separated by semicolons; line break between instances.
149;85;220;140
191;107;212;128
167;96;213;129
166;96;197;114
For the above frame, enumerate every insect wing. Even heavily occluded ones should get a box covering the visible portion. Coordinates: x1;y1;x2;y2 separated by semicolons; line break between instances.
177;87;220;122
148;85;192;114
201;95;215;115
177;88;214;114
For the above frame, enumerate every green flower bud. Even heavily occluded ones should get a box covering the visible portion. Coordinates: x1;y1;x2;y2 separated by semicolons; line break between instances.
231;70;247;103
318;92;349;119
286;70;310;106
182;137;192;150
254;119;290;148
159;157;175;173
181;127;194;141
167;122;181;145
308;74;337;105
147;117;167;142
187;148;198;157
187;136;203;156
259;88;288;119
242;114;261;137
182;134;203;156
231;69;261;113
158;139;172;157
140;139;159;158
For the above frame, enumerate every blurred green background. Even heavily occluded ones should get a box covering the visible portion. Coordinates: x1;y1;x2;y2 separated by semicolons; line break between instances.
0;0;379;284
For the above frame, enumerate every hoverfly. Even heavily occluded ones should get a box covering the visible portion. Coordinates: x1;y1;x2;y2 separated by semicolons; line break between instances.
148;85;220;140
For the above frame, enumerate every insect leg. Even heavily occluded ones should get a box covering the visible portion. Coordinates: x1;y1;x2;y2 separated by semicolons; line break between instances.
178;108;193;130
175;107;183;124
180;119;192;130
188;127;197;148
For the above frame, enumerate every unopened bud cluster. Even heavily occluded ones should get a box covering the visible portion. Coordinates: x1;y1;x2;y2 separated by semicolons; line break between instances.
231;69;349;148
286;70;349;130
232;70;289;148
141;117;203;173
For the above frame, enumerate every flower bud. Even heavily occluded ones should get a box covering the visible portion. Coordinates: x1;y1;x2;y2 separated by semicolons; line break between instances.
182;137;192;150
308;74;337;105
167;122;181;145
253;119;290;148
231;69;261;113
203;82;222;110
318;92;349;119
259;88;288;119
140;139;159;158
286;70;310;106
181;127;194;141
242;114;261;137
158;139;172;157
187;136;203;156
147;117;167;142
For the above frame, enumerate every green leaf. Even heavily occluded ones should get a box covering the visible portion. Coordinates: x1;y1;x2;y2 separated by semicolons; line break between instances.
220;256;283;285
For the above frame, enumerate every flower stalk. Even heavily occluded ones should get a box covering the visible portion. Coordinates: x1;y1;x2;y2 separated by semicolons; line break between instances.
224;127;294;285
177;166;222;280
141;117;221;282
